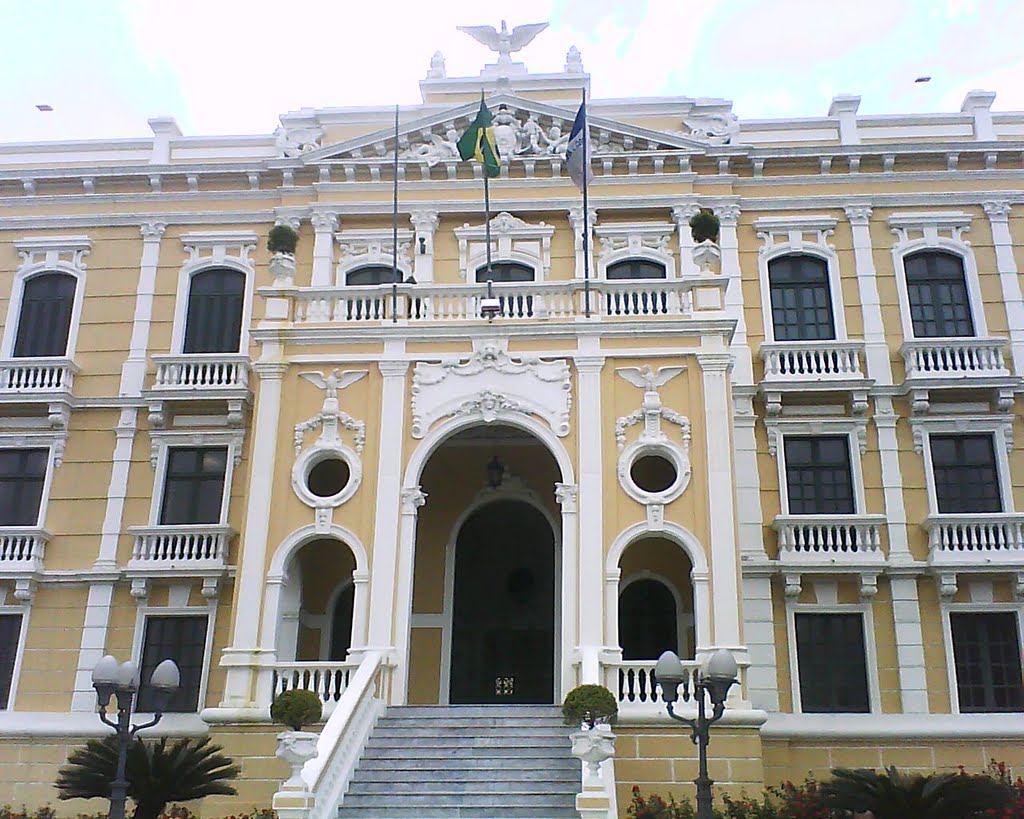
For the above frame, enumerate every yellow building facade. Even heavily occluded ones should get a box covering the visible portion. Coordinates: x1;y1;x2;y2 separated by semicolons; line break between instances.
0;38;1023;817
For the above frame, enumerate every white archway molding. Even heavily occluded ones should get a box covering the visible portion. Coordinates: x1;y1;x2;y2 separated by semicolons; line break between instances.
604;521;711;653
169;256;255;354
1;259;89;359
267;523;368;581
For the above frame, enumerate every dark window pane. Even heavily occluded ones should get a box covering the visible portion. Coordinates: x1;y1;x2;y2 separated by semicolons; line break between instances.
951;612;1024;712
329;584;355;661
137;616;208;712
159;447;228;525
905;252;974;338
784;436;854;515
795;613;870;712
475;263;534;283
0;449;48;526
930;434;1001;514
607;260;667;280
182;268;245;354
619;579;678;660
345;266;402;286
768;255;835;341
0;614;23;709
14;273;77;358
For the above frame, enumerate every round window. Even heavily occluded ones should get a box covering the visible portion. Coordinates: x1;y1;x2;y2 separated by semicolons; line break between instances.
306;457;351;499
630;454;678;494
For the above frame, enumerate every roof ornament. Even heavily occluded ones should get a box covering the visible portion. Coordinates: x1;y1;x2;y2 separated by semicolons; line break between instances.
427;51;446;79
457;20;549;70
565;45;584;74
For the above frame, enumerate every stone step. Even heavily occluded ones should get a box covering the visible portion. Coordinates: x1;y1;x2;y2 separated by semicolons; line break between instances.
369;725;570;739
374;716;568;729
354;757;577;773
351;767;578;783
340;793;576;809
348;780;578;795
361;744;570;759
385;705;562;719
337;809;578;819
366;734;568;748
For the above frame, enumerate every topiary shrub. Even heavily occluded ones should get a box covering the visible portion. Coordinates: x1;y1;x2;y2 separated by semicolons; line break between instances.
267;223;299;255
562;684;618;729
688;209;720;244
270;689;323;731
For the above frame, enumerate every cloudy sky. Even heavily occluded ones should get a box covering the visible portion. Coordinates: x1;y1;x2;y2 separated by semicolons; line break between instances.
2;0;1021;143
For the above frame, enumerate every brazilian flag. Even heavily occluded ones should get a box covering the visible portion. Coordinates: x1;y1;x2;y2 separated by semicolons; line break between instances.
457;98;501;178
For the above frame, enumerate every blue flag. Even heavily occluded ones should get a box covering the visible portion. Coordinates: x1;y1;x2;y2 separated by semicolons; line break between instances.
565;101;592;191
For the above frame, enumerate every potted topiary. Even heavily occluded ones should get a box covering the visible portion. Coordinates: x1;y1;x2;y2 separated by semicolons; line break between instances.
270;689;322;792
688;209;721;273
268;223;299;286
563;684;618;788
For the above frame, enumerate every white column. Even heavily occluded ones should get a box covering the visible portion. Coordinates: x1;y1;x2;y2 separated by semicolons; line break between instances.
983;202;1024;374
698;339;742;649
671;203;700;277
874;397;911;561
890;576;929;713
556;482;579;697
568;206;596;281
409;210;439;283
575;346;605;682
365;346;409;673
310;211;338;288
70;581;115;711
741;574;779;712
713;203;751;384
350;568;370;655
392;485;425;704
121;221;166;396
220;357;288;707
845;205;893;385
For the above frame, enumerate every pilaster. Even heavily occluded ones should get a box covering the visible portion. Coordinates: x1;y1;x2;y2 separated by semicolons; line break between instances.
410;209;440;283
392;484;426;703
568;206;597;282
121;221;166;396
874;397;911;561
310;211;338;287
740;574;779;712
713;203;751;384
671;202;701;278
70;581;116;711
844;204;892;385
556;482;580;696
890;575;929;713
983;201;1024;374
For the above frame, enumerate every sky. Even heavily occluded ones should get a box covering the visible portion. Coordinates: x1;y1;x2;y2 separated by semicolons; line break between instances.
1;0;1022;143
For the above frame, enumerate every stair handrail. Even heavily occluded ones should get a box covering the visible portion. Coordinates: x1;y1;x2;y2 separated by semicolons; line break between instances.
302;650;388;819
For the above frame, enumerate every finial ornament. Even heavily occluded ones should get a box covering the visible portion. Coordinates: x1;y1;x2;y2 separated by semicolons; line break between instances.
457;20;549;67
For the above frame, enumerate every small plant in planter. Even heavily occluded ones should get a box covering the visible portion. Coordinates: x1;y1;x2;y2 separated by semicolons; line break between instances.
271;688;323;731
562;684;618;729
688;209;720;244
271;690;323;792
267;223;299;256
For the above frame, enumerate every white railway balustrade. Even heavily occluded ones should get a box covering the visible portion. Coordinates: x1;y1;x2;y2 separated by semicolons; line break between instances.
925;514;1024;565
0;528;49;571
760;341;865;382
901;338;1010;379
152;354;251;390
269;661;359;711
127;525;233;568
0;358;77;393
774;515;886;561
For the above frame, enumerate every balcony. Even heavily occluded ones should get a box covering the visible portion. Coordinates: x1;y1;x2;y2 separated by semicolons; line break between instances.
759;341;870;413
266;661;358;716
145;354;251;427
900;337;1017;411
774;514;887;567
0;527;49;601
602;658;747;717
925;513;1024;569
281;277;727;325
126;524;234;598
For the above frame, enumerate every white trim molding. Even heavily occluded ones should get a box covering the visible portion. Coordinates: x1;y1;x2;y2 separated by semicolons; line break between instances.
335;229;413;284
595;222;676;280
454;212;554;282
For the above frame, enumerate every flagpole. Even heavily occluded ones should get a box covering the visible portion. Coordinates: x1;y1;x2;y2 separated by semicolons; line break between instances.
391;103;399;323
581;88;591;318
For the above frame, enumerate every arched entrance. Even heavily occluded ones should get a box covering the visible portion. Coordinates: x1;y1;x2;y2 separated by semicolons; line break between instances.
449;499;556;704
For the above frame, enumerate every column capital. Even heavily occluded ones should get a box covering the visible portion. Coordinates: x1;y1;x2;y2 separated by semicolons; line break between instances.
409;208;440;232
400;486;427;514
712;203;741;226
671;203;702;225
983;200;1012;222
555;482;578;512
274;210;303;231
568;205;597;231
253;361;289;379
696;352;733;373
379;360;410;378
844;204;873;225
310;210;339;232
574;355;606;373
139;221;167;241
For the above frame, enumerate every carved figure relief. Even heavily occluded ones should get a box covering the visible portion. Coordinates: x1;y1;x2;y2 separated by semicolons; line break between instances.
680;111;740;145
294;370;368;454
274;125;325;158
615;366;690;450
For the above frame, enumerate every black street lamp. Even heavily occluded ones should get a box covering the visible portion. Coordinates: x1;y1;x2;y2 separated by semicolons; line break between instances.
91;654;180;819
654;648;739;819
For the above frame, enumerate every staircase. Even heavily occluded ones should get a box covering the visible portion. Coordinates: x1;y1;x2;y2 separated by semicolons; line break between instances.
336;705;580;819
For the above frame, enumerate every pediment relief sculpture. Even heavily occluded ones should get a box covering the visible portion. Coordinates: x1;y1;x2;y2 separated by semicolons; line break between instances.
680;110;740;146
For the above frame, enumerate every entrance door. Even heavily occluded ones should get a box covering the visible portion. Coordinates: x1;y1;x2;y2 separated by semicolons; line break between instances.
449;499;556;704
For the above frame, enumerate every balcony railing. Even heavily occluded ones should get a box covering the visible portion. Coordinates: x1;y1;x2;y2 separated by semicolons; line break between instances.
151;354;251;391
901;338;1011;381
0;527;49;572
602;657;747;715
774;515;887;564
269;661;358;714
285;278;726;325
760;341;865;384
0;357;78;394
127;524;233;571
925;513;1024;566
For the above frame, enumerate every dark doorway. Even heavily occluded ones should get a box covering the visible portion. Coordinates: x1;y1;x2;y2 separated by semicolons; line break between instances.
329;582;355;661
619;578;678;660
449;500;556;704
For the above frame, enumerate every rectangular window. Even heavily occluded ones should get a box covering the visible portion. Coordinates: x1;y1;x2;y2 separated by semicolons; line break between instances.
0;449;48;526
950;612;1024;712
795;612;870;712
784;436;854;515
768;255;836;341
905;252;974;338
0;614;23;709
136;615;208;712
930;434;1002;514
159;447;228;525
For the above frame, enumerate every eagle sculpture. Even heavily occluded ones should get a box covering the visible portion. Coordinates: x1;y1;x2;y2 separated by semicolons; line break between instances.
457;20;549;64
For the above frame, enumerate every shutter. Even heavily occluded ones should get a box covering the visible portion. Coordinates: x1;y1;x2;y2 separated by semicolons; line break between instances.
137;615;209;712
13;274;77;358
182;269;245;353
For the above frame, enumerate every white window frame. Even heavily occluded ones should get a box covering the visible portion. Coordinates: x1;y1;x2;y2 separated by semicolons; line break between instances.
0;441;58;527
171;232;257;355
889;211;986;340
0;590;32;711
787;600;881;714
335;229;414;285
911;416;1014;515
147;432;241;526
132;601;216;715
940;600;1024;714
595;222;677;280
619;570;694;658
766;418;868;516
753;216;847;343
454;212;553;283
1;236;91;360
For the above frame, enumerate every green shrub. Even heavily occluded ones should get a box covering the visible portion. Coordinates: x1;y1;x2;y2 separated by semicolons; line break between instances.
561;684;617;729
689;209;720;244
270;689;322;731
267;224;299;255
